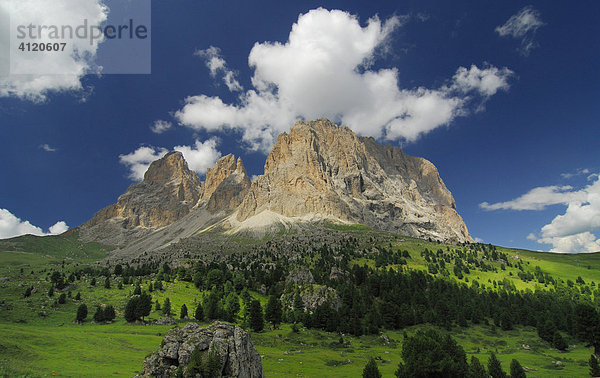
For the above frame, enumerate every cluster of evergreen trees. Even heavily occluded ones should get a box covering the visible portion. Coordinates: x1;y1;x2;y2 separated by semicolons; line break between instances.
60;236;599;366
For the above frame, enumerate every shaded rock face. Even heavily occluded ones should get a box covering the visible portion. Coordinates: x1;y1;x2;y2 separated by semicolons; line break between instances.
140;321;264;378
204;155;251;213
79;152;251;246
85;151;202;230
237;119;472;243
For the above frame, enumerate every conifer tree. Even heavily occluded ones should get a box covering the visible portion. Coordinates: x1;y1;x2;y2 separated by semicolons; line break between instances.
363;357;382;378
488;352;506;378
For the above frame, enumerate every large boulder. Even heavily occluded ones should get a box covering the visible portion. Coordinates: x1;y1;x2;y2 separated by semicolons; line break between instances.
139;321;264;378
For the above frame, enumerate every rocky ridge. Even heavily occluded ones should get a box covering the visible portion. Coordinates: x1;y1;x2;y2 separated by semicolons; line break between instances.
235;119;471;243
80;118;471;256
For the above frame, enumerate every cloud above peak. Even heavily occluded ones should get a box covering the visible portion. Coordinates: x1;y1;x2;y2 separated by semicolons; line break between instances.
119;139;222;181
176;8;512;152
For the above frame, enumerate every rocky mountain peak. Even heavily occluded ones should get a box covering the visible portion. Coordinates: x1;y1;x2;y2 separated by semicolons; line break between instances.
204;154;251;213
143;151;189;184
203;154;247;200
80;151;203;244
238;118;472;243
80;118;471;249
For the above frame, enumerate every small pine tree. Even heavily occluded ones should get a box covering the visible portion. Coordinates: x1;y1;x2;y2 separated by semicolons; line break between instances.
94;306;105;322
488;352;506;378
23;286;33;298
118;281;123;290
76;304;88;322
180;304;188;319
224;292;240;322
553;331;568;351
75;292;81;300
48;286;54;297
90;277;96;286
204;348;222;376
469;356;487;378
104;277;110;289
363;357;382;378
133;285;141;296
194;303;204;321
155;300;161;311
510;359;526;378
186;347;204;377
590;354;600;377
58;293;66;304
136;292;152;321
162;298;171;316
249;299;264;332
125;297;137;322
265;295;283;327
104;305;116;322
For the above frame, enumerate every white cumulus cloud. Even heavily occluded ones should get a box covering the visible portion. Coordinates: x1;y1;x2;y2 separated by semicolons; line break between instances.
0;208;69;239
119;146;169;181
482;175;600;253
173;138;222;176
151;120;173;134
175;8;512;152
119;139;221;181
0;0;108;102
48;221;69;235
495;6;544;56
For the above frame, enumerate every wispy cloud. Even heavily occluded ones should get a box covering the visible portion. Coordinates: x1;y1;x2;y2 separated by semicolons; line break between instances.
560;168;590;179
480;185;585;211
39;143;57;152
482;174;600;253
150;120;173;134
495;6;544;56
195;46;243;92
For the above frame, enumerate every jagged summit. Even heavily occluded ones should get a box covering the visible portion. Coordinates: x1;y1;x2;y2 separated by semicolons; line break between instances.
204;154;251;212
237;119;471;242
85;151;201;230
80;119;471;254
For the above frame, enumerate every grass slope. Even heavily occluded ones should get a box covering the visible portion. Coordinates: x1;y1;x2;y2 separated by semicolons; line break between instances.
0;227;598;376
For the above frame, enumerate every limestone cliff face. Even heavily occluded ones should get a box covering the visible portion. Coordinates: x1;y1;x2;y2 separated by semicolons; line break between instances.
85;151;202;229
237;119;472;243
203;154;251;213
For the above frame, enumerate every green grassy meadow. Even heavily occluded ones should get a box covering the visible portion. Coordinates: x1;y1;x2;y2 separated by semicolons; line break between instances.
0;230;598;376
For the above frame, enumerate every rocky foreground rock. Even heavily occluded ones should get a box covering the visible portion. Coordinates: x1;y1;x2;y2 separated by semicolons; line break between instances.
79;118;472;256
139;321;264;378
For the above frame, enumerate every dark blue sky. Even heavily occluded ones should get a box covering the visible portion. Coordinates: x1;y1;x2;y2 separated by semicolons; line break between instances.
1;0;599;252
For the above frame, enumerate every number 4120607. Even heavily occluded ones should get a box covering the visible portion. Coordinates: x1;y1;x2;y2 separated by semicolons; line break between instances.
18;42;67;52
